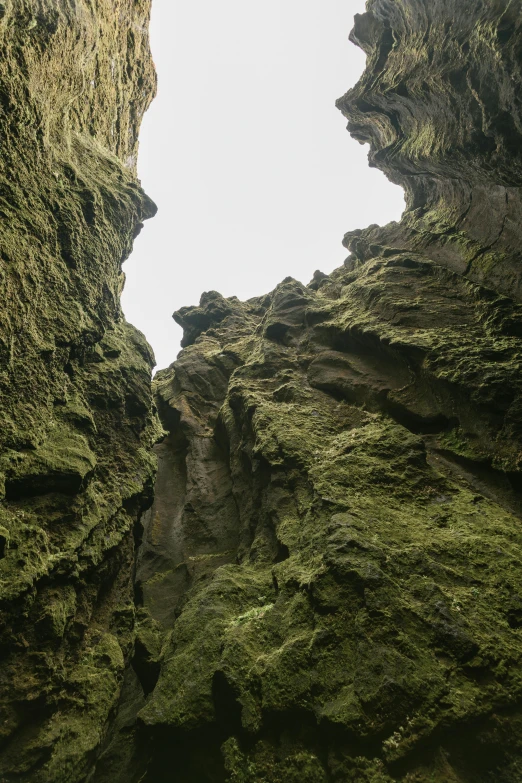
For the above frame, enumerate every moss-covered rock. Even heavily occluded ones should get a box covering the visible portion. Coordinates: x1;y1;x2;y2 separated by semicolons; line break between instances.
0;1;159;780
115;2;522;776
337;0;522;301
124;244;522;781
3;0;522;781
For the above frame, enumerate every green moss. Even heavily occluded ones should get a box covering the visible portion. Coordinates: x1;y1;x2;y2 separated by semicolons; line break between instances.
222;738;330;783
143;251;522;780
0;1;159;778
0;425;97;495
36;584;77;639
229;604;275;627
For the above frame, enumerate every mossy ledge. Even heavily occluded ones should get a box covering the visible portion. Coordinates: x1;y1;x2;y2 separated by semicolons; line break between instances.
0;1;160;781
101;2;521;782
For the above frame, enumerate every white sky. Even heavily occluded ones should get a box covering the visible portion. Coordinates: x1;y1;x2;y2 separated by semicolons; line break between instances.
121;0;405;371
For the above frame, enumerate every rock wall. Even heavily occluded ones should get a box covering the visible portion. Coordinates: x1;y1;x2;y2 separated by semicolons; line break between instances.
340;0;522;299
0;2;159;781
125;2;522;782
2;0;522;782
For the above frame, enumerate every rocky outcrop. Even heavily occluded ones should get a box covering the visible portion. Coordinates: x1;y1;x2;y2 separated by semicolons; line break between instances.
339;0;522;300
0;2;159;781
117;2;522;781
3;0;522;781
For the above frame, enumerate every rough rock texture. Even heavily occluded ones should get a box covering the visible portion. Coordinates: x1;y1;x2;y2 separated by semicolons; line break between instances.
3;0;522;781
0;2;159;781
340;0;522;300
115;1;522;781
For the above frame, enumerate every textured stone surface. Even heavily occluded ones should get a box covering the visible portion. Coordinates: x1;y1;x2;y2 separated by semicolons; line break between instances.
116;1;522;781
337;0;522;301
132;268;522;782
0;1;159;780
3;0;522;781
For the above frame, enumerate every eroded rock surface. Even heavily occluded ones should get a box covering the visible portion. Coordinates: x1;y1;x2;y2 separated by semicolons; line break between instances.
3;0;522;782
122;2;522;781
0;2;159;781
338;0;522;300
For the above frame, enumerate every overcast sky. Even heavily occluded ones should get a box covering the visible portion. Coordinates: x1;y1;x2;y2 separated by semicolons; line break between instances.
121;0;405;371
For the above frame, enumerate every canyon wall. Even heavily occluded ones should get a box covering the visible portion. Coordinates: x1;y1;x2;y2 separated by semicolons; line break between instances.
127;1;522;782
2;1;522;782
0;1;159;781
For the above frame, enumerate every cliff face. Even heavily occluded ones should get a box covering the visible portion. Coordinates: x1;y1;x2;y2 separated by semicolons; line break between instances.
2;1;522;782
340;0;522;300
0;2;159;781
129;2;522;782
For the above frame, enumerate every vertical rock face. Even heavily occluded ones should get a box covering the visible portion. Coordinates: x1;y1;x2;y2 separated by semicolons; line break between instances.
0;2;158;781
129;2;522;782
3;1;522;782
339;0;522;299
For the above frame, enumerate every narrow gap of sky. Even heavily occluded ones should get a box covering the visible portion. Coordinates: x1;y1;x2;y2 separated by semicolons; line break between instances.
121;0;405;371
